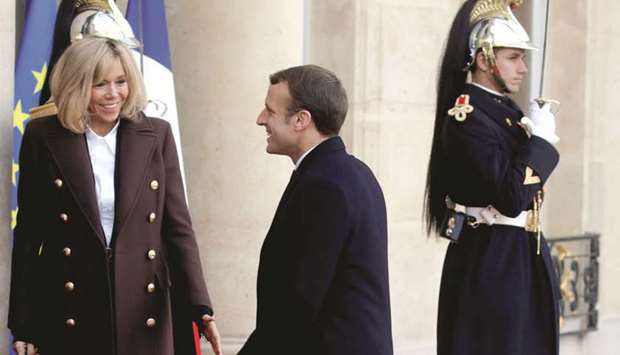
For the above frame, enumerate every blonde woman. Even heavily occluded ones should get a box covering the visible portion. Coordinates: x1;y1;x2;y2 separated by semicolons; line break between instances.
9;37;220;355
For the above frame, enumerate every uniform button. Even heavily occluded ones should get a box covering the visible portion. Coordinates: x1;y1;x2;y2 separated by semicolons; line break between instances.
63;247;72;257
147;249;157;260
54;178;63;188
146;283;156;293
150;180;159;191
59;213;69;223
146;318;156;327
148;212;156;223
65;281;75;292
66;318;76;327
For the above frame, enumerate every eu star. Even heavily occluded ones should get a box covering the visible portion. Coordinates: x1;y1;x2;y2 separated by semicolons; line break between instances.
32;62;48;94
13;100;30;134
12;160;19;187
11;208;18;230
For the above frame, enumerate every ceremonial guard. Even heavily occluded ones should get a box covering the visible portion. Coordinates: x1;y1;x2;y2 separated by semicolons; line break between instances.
424;1;561;354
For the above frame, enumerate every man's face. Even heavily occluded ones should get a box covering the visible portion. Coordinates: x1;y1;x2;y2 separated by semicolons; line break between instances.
256;82;299;158
494;47;528;93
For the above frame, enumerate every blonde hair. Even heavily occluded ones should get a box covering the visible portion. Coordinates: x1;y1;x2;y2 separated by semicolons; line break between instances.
50;37;146;133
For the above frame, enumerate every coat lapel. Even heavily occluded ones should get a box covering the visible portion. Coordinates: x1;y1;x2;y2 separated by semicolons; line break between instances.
113;116;156;238
45;121;106;246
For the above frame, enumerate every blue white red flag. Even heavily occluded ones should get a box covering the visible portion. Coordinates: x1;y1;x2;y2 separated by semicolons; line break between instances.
126;0;187;183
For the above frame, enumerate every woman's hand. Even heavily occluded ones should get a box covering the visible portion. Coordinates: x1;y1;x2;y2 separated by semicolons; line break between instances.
13;341;38;355
201;314;222;355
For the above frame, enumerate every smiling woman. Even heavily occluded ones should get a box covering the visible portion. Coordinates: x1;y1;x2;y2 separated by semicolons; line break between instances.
49;37;145;135
8;37;221;355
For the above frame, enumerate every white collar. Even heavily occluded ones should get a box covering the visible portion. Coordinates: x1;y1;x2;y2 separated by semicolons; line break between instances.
86;120;120;152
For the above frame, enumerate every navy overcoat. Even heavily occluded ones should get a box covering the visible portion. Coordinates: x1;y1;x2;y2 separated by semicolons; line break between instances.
437;84;560;355
239;136;393;355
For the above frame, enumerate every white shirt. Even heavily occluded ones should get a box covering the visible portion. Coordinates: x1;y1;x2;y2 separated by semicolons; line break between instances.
85;121;119;246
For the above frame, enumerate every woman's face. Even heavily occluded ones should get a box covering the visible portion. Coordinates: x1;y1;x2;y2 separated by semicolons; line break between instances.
88;58;129;135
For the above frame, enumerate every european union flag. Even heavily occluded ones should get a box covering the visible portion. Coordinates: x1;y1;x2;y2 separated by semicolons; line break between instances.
11;0;57;234
11;4;57;353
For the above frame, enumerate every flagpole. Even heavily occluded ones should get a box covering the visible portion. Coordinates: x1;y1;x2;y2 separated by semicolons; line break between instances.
137;0;144;74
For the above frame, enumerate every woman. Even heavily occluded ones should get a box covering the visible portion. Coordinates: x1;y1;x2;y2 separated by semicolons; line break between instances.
425;1;561;354
9;37;221;355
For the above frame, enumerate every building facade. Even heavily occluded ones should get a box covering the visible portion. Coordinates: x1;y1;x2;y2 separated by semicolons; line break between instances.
1;1;619;353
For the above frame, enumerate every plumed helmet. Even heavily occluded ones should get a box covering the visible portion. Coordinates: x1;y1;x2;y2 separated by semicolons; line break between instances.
70;0;140;48
466;0;536;70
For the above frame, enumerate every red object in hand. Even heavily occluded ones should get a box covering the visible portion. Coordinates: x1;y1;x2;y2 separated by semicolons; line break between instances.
192;321;201;355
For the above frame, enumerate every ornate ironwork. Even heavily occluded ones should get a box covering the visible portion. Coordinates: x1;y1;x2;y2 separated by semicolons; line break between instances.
547;233;600;335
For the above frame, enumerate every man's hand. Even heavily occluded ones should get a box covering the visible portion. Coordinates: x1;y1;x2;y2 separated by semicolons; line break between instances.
525;100;559;144
202;314;222;355
13;341;38;355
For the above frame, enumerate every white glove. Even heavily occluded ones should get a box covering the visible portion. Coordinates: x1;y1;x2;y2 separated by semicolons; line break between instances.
520;100;559;144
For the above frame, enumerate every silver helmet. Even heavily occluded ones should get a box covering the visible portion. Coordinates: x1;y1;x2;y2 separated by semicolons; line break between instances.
70;0;140;48
466;0;536;70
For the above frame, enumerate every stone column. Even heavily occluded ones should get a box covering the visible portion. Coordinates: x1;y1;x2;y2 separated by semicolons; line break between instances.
165;1;303;353
580;0;620;353
0;0;16;352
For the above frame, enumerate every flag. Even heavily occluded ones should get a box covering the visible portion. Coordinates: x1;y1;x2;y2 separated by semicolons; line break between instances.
10;1;57;352
126;0;187;185
126;3;198;354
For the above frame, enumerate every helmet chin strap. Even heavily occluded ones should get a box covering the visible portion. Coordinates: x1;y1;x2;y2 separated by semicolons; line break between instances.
489;63;510;94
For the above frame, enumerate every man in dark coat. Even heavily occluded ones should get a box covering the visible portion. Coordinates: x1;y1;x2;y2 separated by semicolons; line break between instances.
239;65;393;355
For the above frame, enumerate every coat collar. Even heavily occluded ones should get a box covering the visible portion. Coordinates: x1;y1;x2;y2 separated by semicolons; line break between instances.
464;83;526;141
113;113;157;239
296;136;345;174
44;113;156;247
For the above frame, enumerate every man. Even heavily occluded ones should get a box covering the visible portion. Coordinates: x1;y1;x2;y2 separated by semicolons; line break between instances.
424;1;560;354
239;65;393;355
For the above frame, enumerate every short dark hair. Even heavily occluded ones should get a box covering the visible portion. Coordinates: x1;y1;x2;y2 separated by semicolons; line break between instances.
269;64;348;136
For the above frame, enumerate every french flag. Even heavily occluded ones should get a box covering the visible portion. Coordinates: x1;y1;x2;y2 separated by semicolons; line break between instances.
126;0;187;185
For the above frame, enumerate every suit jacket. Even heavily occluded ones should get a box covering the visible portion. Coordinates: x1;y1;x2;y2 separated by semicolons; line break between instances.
8;114;210;355
239;137;393;355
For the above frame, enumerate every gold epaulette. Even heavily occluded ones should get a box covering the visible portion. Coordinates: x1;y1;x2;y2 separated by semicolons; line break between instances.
29;101;58;119
448;94;474;122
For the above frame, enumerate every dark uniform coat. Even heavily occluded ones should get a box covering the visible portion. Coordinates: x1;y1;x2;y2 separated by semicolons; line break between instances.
437;84;560;355
238;137;393;355
8;114;211;355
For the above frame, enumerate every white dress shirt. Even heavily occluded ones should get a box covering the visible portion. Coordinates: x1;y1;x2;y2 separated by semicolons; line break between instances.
85;121;119;246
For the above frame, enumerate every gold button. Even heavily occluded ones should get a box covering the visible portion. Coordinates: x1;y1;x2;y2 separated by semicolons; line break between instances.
54;178;63;188
63;247;72;257
148;212;156;223
66;318;76;327
146;283;156;293
150;180;159;191
65;281;75;292
147;249;157;260
146;318;156;327
60;213;69;223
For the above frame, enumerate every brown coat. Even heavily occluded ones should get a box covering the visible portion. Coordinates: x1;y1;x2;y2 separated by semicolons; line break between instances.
8;114;211;355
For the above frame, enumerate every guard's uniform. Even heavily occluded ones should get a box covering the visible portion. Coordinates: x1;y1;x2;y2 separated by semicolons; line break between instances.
437;83;560;355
